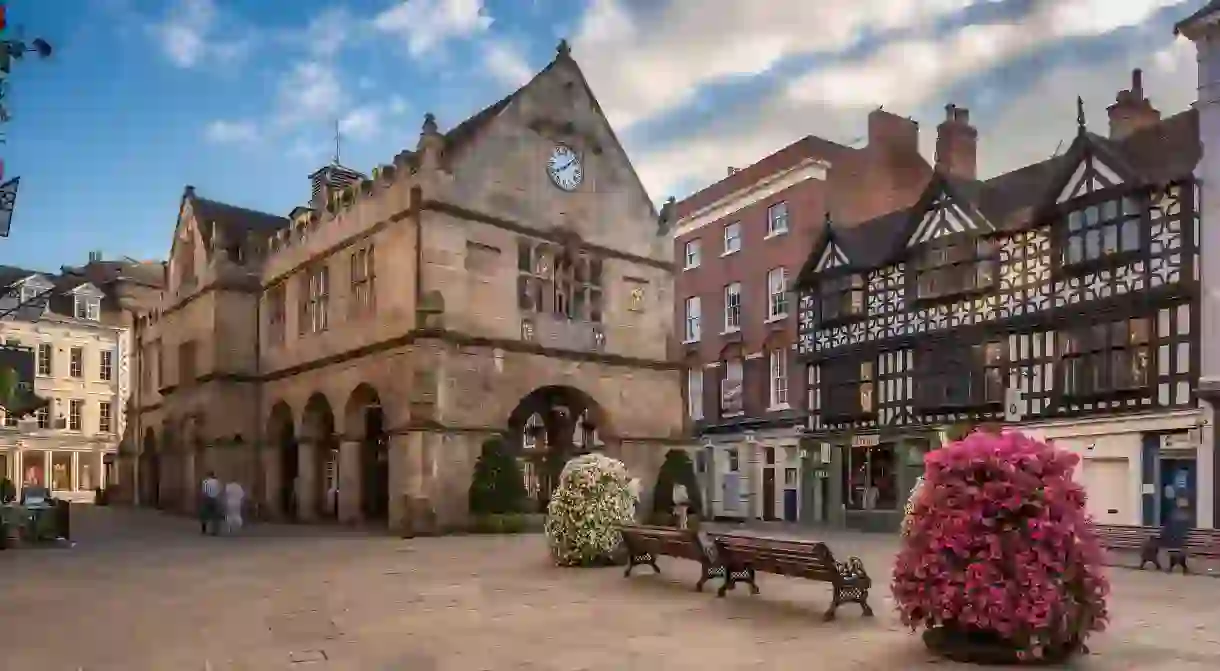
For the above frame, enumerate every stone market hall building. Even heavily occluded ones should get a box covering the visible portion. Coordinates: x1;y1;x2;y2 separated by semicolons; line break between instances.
795;73;1204;533
127;42;686;531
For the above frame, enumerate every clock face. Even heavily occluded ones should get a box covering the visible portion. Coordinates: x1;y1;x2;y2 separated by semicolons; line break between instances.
547;145;583;191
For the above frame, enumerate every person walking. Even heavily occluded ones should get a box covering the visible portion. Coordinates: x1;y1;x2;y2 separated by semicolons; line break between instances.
223;480;246;534
1159;503;1192;573
200;471;221;536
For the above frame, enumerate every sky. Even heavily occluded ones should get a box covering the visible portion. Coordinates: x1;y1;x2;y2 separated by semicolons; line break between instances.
0;0;1205;271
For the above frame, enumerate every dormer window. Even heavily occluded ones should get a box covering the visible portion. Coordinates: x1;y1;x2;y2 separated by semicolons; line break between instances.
819;273;864;323
1063;196;1141;266
20;284;41;305
914;237;996;300
74;296;100;321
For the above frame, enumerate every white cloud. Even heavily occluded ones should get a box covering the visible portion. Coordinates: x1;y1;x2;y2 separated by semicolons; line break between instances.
150;0;247;68
373;0;493;57
299;6;355;58
275;61;346;127
624;0;1198;200
204;120;260;144
339;106;383;141
573;0;999;129
483;41;534;88
787;0;1191;109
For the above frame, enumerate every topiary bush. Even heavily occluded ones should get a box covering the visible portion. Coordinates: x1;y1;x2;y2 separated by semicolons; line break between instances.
651;449;702;518
544;453;634;566
892;430;1110;664
468;436;527;516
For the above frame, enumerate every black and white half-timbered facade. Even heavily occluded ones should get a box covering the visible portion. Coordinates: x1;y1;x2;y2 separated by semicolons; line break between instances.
794;104;1204;533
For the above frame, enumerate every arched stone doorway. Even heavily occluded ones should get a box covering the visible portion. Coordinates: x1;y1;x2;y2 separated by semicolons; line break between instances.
266;402;296;520
507;386;609;511
139;428;160;509
344;383;388;524
302;393;338;521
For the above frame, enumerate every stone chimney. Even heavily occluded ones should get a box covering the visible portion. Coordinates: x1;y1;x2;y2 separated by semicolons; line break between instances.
1107;68;1161;140
867;108;919;156
727;167;738;177
935;104;978;181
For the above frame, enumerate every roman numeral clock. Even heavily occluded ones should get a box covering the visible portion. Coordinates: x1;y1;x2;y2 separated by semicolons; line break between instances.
547;144;583;191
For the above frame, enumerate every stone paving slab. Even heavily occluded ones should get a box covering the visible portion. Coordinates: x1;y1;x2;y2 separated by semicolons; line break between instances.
2;508;1220;669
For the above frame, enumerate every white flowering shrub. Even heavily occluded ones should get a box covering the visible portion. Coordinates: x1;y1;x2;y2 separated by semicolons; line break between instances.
545;453;634;566
900;474;926;538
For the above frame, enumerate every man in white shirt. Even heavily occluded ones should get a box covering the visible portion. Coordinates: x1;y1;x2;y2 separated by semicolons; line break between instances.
200;471;221;535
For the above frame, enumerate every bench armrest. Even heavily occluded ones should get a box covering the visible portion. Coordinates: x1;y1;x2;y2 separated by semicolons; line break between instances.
835;556;870;583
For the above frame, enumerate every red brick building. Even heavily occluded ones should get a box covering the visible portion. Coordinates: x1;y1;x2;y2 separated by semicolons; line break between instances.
670;109;931;521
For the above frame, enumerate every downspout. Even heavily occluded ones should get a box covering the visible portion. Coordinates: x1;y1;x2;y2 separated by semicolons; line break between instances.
253;270;263;514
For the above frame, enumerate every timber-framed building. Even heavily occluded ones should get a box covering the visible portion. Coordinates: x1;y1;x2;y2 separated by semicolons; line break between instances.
794;73;1205;533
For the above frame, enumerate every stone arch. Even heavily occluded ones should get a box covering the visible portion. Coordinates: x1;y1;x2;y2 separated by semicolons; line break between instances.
139;427;160;508
266;401;296;520
301;393;339;521
343;383;389;523
506;385;611;510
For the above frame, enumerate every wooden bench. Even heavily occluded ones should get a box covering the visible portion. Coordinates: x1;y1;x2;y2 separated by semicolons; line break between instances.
619;524;725;592
707;533;874;621
1094;524;1220;571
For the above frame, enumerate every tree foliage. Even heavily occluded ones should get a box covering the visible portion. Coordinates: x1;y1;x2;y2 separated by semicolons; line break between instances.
650;449;702;516
468;435;527;515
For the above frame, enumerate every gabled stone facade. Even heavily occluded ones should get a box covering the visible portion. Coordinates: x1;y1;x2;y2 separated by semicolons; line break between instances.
130;43;686;531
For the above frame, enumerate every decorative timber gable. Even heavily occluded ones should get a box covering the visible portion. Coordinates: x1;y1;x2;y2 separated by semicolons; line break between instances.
793;100;1202;434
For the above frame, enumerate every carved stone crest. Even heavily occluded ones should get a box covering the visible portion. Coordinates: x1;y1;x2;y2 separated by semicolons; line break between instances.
521;318;535;342
629;287;645;311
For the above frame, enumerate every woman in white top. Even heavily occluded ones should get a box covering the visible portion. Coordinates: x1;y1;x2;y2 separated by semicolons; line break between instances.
223;480;246;534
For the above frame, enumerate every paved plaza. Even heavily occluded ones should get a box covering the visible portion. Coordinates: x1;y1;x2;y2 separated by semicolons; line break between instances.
2;508;1220;670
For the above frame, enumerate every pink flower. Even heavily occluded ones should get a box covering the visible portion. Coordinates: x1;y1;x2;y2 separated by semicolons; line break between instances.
893;428;1109;653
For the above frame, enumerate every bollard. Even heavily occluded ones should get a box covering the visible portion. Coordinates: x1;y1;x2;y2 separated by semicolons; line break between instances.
55;499;71;541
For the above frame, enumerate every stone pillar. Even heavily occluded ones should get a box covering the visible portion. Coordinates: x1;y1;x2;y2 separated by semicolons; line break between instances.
744;437;760;520
338;440;362;524
42;450;51;488
182;450;197;514
13;449;22;499
388;432;419;532
260;447;282;520
71;451;79;492
296;440;319;521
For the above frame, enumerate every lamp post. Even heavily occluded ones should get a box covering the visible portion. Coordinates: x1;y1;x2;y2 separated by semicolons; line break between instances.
0;3;53;236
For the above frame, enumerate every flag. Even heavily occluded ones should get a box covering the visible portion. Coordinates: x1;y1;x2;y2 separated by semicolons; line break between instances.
0;4;7;32
0;176;19;237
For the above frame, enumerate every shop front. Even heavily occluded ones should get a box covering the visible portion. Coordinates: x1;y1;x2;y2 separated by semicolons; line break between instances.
802;428;941;533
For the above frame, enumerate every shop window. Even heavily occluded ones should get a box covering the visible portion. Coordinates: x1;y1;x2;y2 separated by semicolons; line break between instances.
843;443;898;511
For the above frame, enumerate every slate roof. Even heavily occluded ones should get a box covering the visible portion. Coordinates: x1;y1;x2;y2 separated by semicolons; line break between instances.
797;109;1201;284
187;192;289;248
1175;0;1220;35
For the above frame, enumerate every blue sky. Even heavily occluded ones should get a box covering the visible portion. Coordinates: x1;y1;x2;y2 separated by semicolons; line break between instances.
0;0;1205;271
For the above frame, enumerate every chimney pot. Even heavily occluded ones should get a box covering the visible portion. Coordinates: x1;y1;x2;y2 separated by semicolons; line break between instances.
935;104;978;181
1132;68;1143;97
727;167;737;176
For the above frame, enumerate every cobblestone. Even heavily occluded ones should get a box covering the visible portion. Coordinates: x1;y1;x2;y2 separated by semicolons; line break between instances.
1;508;1218;669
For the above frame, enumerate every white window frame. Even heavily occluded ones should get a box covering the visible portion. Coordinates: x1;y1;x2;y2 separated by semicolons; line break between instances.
722;358;744;416
723;282;742;332
74;296;100;321
766;267;788;320
723;222;742;255
687;367;704;420
69;399;83;432
684;296;701;342
769;349;789;409
766;201;789;237
683;239;701;270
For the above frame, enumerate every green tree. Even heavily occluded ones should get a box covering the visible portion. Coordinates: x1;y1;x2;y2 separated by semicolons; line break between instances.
469;435;528;515
651;449;703;516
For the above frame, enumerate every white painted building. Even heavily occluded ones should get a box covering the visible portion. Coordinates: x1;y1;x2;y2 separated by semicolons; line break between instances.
1176;0;1220;534
0;267;127;500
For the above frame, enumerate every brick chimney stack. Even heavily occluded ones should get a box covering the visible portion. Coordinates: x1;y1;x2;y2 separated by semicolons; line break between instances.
935;104;978;181
1107;68;1161;140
